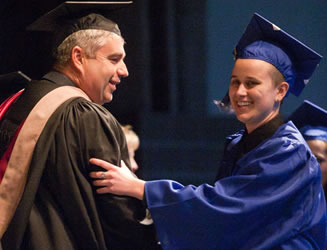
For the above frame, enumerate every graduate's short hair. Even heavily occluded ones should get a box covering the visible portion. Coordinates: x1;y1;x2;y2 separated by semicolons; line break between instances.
270;65;286;88
53;29;123;68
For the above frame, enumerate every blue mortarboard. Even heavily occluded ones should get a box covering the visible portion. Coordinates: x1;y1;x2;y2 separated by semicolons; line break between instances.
288;100;327;142
26;1;132;48
234;13;322;96
216;13;323;112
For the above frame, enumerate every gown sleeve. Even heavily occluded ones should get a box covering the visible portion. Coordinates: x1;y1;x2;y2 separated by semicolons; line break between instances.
144;129;326;249
44;98;159;249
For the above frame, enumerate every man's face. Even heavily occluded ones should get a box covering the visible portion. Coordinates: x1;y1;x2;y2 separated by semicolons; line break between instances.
80;35;128;105
229;58;282;133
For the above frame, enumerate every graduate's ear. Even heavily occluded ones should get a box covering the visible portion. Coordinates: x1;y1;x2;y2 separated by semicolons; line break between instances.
276;81;289;102
71;46;85;72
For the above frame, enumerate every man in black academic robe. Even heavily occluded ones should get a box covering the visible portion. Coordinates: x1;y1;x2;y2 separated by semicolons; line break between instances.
1;72;158;250
0;2;159;250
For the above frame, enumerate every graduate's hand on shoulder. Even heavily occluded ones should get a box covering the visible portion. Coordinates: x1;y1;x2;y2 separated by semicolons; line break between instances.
89;159;145;200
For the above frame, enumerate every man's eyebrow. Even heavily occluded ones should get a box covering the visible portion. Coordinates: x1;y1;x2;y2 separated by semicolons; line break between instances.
108;53;123;57
108;53;126;59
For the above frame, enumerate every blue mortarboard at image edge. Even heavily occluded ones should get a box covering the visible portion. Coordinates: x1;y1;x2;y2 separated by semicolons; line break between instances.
289;100;327;142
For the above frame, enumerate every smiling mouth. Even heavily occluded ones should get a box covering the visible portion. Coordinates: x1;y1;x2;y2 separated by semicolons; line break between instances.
109;82;117;91
237;101;251;107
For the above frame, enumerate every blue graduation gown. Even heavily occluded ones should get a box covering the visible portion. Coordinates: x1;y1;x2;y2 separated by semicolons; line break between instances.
145;121;327;249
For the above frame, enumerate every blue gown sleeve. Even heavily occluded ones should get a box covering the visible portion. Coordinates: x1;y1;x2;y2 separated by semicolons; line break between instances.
145;128;327;249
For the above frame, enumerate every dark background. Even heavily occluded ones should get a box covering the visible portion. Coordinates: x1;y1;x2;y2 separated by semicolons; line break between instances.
0;0;326;185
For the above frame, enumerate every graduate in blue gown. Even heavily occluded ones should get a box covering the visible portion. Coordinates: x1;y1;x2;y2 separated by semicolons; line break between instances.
289;100;327;202
89;13;327;249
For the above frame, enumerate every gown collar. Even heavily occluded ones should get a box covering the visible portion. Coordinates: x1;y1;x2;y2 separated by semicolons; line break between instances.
240;113;284;156
42;71;76;87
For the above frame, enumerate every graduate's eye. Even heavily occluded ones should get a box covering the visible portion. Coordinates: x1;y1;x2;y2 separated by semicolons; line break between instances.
244;80;259;88
230;79;240;87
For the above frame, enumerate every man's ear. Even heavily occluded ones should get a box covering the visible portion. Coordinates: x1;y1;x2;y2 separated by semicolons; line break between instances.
276;81;289;101
71;46;84;72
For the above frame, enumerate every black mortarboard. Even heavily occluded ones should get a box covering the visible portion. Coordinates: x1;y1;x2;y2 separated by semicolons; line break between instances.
289;100;327;142
27;1;132;48
234;13;322;97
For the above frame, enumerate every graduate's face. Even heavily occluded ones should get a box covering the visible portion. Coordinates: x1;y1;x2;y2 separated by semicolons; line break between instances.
229;59;285;133
80;35;128;105
307;140;327;187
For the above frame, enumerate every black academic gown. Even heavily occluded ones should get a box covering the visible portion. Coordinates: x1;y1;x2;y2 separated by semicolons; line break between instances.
0;72;159;250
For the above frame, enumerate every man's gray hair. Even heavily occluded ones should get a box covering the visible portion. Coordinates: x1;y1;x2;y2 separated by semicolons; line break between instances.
53;29;122;68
